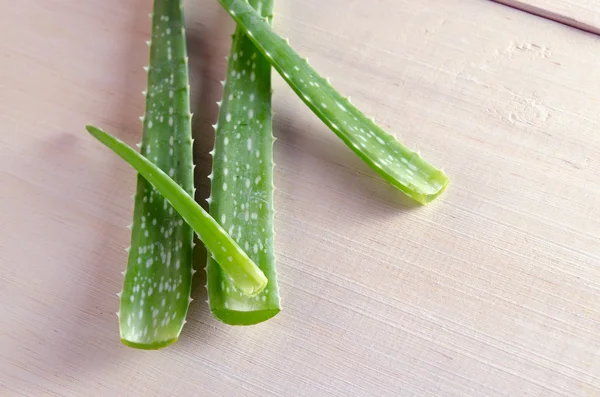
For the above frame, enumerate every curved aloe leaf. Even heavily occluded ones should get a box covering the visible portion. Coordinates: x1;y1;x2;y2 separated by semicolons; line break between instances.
87;126;268;297
216;0;449;204
207;0;280;325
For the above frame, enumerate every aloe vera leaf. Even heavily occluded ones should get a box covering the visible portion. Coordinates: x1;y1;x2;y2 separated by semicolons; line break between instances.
107;0;195;350
216;0;449;204
206;0;280;325
86;126;268;297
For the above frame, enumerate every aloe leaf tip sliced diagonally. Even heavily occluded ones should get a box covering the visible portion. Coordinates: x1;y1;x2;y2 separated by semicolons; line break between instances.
207;0;280;325
216;0;449;204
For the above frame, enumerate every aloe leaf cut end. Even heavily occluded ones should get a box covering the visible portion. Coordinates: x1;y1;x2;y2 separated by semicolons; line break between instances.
120;337;179;350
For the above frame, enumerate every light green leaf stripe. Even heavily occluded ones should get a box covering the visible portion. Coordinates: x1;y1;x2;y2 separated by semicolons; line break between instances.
216;0;449;204
207;0;280;325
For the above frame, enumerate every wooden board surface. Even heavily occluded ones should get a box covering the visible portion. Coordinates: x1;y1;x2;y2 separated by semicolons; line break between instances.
493;0;600;34
1;0;600;396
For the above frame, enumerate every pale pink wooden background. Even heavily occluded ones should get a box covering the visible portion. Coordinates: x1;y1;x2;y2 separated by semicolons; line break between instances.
1;0;599;396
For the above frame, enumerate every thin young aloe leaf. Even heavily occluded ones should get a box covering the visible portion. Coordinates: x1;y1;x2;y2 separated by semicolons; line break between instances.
87;126;268;298
113;0;194;350
216;0;449;204
206;0;280;325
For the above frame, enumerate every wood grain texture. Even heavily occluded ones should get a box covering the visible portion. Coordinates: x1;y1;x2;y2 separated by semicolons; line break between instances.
492;0;600;35
1;0;599;396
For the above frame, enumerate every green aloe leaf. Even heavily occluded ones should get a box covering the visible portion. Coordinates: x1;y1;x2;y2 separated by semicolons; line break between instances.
206;0;280;325
216;0;449;204
111;0;195;350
